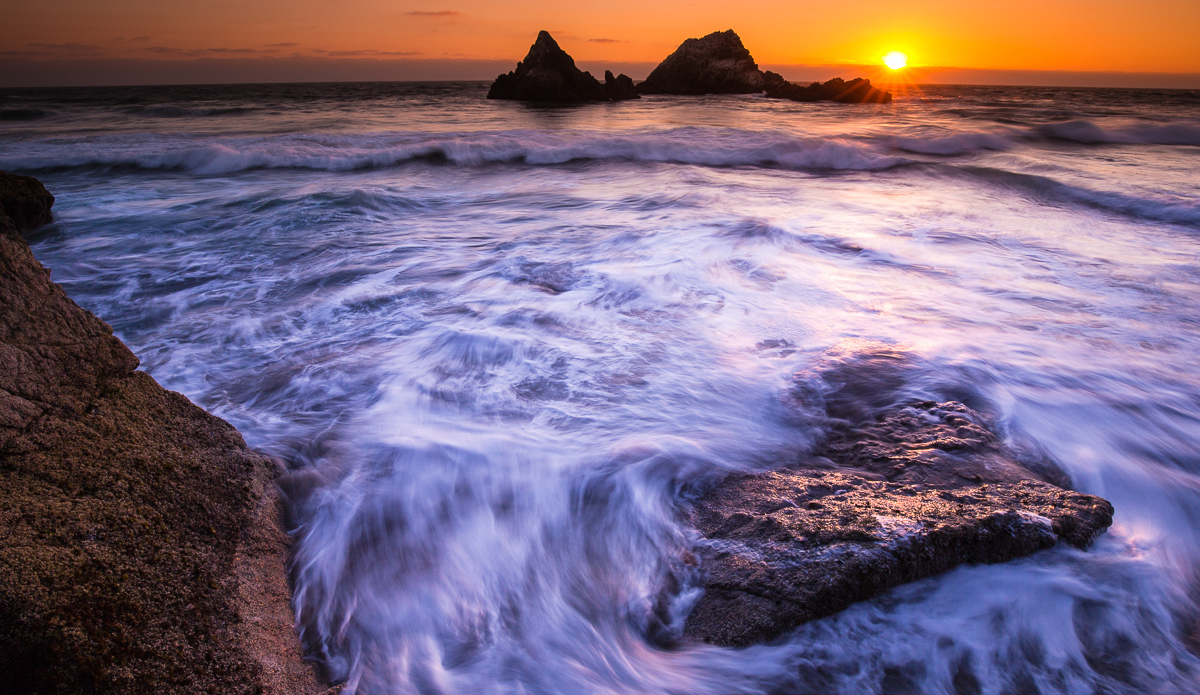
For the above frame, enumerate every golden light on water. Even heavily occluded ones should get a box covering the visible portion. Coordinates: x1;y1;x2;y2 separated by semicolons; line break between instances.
882;51;909;70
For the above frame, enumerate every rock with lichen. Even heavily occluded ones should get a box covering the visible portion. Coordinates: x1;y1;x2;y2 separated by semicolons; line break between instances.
679;347;1112;647
0;172;326;694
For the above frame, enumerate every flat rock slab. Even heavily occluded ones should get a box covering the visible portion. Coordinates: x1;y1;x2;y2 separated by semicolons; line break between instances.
682;400;1114;647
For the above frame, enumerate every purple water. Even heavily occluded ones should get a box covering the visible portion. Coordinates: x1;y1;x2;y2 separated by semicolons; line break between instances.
4;81;1200;693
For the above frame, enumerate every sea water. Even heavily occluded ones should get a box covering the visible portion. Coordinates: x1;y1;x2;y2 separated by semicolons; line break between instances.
3;81;1200;694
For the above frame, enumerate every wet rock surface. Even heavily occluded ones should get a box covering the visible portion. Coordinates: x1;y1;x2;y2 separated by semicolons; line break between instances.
763;72;893;103
638;30;765;95
0;175;325;693
488;31;637;103
682;384;1113;647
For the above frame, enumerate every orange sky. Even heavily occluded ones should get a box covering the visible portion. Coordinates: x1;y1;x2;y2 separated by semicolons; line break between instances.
3;0;1199;82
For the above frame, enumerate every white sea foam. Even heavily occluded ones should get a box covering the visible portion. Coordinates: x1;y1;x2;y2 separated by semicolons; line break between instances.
14;83;1200;694
0;128;908;174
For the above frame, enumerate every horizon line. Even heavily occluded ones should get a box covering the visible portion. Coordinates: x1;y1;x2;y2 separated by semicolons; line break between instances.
2;57;1198;90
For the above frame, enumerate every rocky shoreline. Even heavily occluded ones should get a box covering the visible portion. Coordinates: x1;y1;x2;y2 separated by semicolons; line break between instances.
0;174;1114;686
0;172;327;694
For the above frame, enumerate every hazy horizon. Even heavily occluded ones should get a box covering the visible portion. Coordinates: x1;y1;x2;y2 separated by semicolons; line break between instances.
2;56;1199;90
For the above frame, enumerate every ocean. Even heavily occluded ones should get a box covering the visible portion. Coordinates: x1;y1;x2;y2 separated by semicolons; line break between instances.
2;81;1200;693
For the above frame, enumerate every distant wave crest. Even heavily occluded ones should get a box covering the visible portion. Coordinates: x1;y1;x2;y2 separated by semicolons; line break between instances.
1034;119;1200;146
0;128;909;175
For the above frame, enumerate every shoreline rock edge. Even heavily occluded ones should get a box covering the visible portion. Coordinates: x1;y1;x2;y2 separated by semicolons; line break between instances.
0;172;328;693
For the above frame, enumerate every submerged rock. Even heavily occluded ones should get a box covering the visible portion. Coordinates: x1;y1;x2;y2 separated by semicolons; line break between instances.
763;71;893;103
638;29;765;95
488;31;637;103
0;173;324;693
682;384;1112;646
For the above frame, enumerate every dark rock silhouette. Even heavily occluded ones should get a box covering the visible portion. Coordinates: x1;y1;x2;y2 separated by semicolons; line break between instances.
763;71;893;103
603;70;639;101
0;172;54;230
638;29;764;95
488;31;638;103
0;173;325;693
680;348;1112;647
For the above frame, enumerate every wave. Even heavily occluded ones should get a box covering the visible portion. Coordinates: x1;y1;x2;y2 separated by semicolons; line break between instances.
125;105;259;118
890;132;1012;155
952;165;1200;227
890;120;1200;157
0;128;910;175
0;108;53;122
1034;119;1200;146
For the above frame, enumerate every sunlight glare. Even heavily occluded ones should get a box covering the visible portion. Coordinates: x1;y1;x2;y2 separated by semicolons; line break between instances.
882;51;908;70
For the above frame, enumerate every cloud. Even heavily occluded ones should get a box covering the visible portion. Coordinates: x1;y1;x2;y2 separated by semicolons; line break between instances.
145;46;260;56
264;42;300;48
319;49;423;57
405;10;460;16
27;42;103;53
588;38;619;43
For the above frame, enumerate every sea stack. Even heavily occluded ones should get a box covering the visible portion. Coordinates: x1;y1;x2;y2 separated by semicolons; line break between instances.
0;173;323;693
487;31;639;103
679;348;1113;647
763;71;893;104
637;29;764;95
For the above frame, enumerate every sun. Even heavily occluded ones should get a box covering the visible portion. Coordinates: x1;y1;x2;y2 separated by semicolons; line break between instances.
882;51;908;70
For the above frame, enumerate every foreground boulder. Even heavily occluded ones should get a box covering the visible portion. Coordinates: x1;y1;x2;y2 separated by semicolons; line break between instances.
0;172;325;693
682;363;1112;646
763;71;892;103
638;29;764;95
488;31;638;103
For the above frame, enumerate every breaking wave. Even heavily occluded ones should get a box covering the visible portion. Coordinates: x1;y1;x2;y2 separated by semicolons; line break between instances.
1034;119;1200;146
951;165;1200;227
0;128;909;175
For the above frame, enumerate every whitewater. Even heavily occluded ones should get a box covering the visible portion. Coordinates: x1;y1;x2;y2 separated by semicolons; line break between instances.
3;81;1199;694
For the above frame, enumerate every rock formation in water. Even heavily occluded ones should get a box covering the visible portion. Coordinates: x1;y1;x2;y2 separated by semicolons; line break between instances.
637;29;764;95
0;172;325;693
680;350;1113;647
603;70;639;101
762;71;893;104
487;31;639;103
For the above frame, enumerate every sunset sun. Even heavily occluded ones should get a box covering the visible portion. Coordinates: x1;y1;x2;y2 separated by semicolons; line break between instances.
883;51;909;69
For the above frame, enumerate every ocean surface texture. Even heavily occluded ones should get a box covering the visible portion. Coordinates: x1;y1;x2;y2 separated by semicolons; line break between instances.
3;82;1200;694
